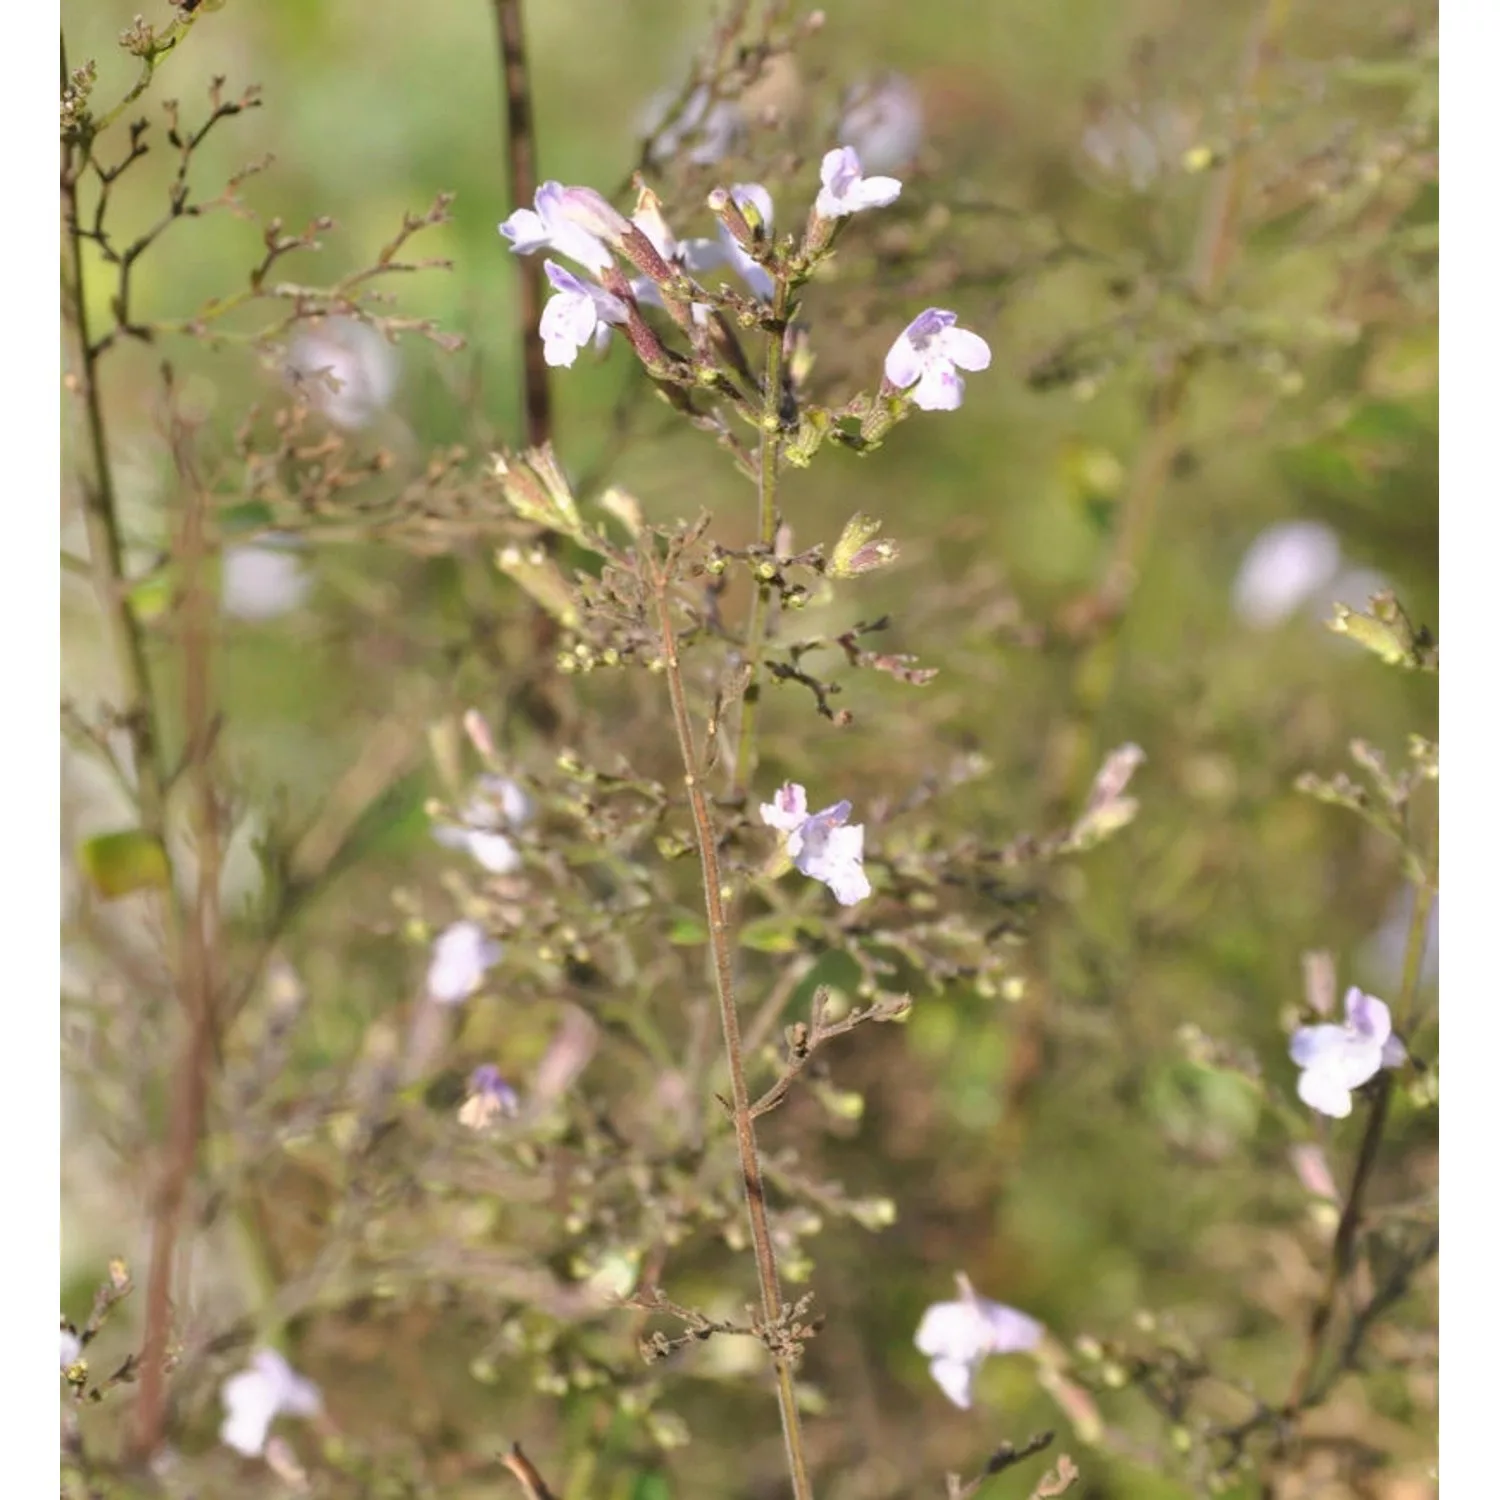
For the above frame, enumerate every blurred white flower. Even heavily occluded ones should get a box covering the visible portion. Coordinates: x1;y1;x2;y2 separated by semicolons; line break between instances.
641;84;742;166
222;537;311;622
1080;100;1195;191
426;920;503;1005
61;1325;82;1370
432;775;533;875
914;1274;1044;1409
838;74;924;175
287;319;397;430
1232;521;1342;629
219;1349;321;1458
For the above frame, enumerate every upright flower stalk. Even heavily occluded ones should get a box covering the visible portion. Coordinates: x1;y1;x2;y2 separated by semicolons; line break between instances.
648;548;814;1500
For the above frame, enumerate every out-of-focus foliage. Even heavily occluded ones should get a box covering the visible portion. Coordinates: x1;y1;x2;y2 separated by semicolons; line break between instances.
61;2;1436;1498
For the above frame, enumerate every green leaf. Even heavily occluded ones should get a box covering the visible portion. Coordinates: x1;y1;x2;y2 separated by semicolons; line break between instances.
78;829;170;898
666;916;708;946
738;914;805;953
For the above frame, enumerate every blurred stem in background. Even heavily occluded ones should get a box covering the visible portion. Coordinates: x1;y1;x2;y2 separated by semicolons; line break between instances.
491;0;551;449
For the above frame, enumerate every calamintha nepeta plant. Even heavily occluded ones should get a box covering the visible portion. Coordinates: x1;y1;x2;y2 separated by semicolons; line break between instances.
60;3;1436;1498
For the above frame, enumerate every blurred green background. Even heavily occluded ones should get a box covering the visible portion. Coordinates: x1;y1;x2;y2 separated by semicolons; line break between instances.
61;1;1437;1496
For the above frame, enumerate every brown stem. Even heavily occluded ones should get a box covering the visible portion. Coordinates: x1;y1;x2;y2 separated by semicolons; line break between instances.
648;550;814;1500
135;385;224;1457
491;0;551;448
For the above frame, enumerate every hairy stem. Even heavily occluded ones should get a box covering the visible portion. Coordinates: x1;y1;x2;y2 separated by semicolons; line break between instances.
491;0;551;447
649;553;814;1500
1284;812;1437;1411
732;280;792;798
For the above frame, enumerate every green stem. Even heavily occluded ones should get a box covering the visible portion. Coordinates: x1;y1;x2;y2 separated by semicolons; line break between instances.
650;554;814;1500
732;281;792;798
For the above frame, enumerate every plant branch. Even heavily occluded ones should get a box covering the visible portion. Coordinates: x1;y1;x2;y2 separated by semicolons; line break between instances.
647;545;814;1500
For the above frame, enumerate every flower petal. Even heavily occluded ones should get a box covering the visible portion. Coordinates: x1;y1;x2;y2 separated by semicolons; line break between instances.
883;333;924;389
978;1300;1044;1354
911;366;964;411
928;1355;978;1409
938;326;991;371
1297;1067;1353;1119
1344;987;1393;1046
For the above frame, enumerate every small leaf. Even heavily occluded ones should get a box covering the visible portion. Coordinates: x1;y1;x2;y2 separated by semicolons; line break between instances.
739;915;804;953
78;829;170;899
667;917;708;946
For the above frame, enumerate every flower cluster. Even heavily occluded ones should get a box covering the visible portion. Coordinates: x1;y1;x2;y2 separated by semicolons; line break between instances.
497;150;991;412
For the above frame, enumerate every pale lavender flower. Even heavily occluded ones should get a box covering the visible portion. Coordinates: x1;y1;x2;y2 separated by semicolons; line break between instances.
838;75;924;175
222;537;310;622
628;192;723;316
914;1274;1044;1410
538;260;631;368
499;182;629;274
884;309;992;411
458;1064;520;1129
1231;521;1342;629
219;1349;321;1458
760;782;871;906
426;920;504;1005
1289;986;1407;1118
432;774;533;875
287;318;398;431
717;183;775;300
61;1325;82;1370
815;145;903;219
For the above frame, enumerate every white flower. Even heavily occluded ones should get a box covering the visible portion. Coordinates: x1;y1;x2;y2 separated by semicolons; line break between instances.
287;319;398;431
884;308;992;411
61;1326;82;1370
539;260;631;368
760;782;871;906
219;1349;321;1458
1231;521;1342;629
499;182;628;274
222;538;311;622
838;75;924;175
914;1275;1044;1410
1289;986;1407;1118
815;145;903;219
432;775;533;875
426;920;504;1005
